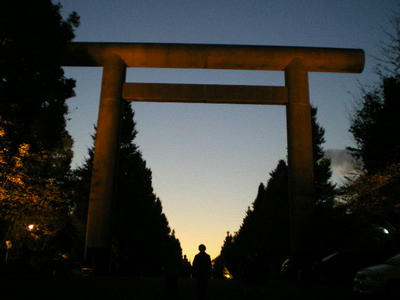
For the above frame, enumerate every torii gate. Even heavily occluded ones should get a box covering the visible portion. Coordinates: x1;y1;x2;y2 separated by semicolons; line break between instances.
64;43;364;271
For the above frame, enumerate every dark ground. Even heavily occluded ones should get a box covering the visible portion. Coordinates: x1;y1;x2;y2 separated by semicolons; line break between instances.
0;277;367;300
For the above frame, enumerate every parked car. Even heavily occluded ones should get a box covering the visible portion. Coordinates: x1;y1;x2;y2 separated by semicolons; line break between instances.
317;251;383;286
280;255;319;280
354;253;400;297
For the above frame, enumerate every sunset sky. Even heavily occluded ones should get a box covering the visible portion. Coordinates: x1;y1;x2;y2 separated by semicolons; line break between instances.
58;0;398;261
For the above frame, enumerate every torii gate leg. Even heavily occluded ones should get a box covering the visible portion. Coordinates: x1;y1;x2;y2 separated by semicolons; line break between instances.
285;59;315;262
85;56;126;273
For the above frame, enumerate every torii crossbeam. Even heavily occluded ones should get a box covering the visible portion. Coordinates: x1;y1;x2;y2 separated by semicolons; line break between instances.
64;42;364;272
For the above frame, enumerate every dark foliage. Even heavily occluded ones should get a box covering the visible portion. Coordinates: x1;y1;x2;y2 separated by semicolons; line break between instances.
0;1;80;274
219;105;335;281
349;77;400;174
220;161;289;281
0;0;79;179
311;107;335;201
341;13;400;257
74;101;182;276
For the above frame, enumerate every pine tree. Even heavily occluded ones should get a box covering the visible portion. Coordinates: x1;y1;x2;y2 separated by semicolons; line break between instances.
74;101;182;276
222;161;289;280
220;106;334;280
348;11;400;174
348;77;400;174
311;106;336;201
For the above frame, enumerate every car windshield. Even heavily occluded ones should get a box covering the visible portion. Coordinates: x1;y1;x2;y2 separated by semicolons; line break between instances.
386;254;400;266
321;252;339;262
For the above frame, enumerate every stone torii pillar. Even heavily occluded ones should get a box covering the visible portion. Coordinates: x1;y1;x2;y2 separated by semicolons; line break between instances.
64;43;364;272
285;59;314;255
84;56;126;270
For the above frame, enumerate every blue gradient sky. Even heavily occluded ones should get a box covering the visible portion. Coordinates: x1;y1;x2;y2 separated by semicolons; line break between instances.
58;0;397;261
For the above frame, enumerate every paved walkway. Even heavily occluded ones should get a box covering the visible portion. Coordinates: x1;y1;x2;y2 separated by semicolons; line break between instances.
0;277;356;300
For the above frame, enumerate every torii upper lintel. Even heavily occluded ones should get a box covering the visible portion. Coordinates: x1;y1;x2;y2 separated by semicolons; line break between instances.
65;42;364;73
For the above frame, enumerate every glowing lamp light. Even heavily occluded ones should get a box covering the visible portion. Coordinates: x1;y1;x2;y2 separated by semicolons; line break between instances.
5;240;12;249
377;226;390;235
223;266;233;279
27;224;35;231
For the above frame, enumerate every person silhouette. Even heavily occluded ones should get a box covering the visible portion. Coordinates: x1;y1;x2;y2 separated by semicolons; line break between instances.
192;244;211;300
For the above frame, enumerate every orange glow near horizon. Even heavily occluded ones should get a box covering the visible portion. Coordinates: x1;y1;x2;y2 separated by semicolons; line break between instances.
178;232;222;262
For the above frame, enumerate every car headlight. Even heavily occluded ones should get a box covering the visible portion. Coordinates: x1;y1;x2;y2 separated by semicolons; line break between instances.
365;275;377;281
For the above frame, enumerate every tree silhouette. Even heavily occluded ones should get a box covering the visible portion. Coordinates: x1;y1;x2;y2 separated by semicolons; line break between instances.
0;1;79;180
311;107;335;201
220;105;334;280
349;77;400;174
338;14;400;254
332;12;400;256
222;161;289;281
0;1;79;273
74;101;182;276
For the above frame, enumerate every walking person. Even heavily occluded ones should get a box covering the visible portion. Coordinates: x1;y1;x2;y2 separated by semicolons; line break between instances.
192;244;211;300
